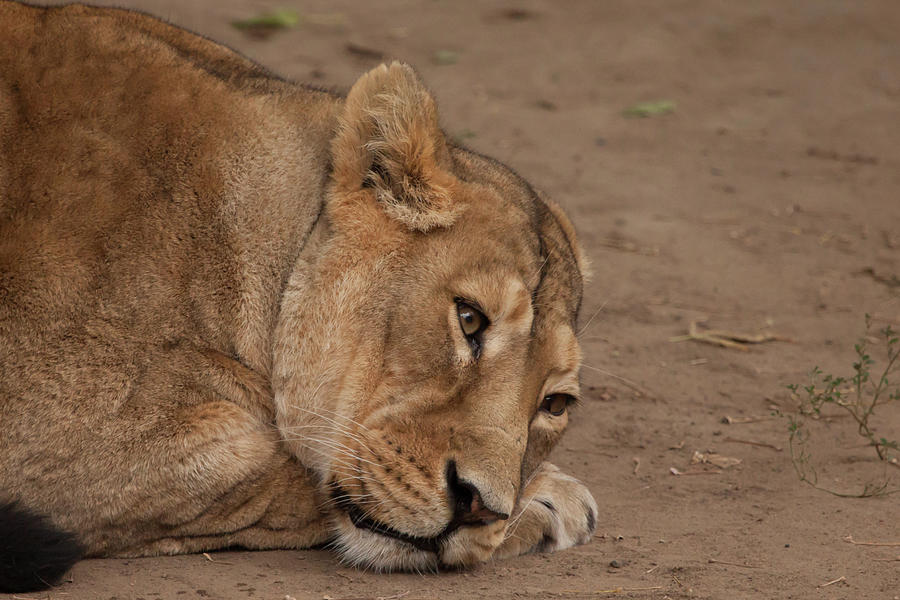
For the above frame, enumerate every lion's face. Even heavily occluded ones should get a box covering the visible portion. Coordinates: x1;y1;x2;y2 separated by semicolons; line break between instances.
273;64;587;570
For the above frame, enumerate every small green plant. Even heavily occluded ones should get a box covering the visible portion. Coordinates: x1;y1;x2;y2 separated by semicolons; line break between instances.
784;315;900;497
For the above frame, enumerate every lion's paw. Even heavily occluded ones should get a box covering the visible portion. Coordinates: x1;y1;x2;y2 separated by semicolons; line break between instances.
494;462;597;560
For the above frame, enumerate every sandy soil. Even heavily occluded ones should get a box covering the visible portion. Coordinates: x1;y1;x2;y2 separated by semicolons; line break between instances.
5;1;900;599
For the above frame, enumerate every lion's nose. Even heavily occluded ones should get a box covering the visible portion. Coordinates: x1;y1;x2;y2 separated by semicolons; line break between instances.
445;460;510;525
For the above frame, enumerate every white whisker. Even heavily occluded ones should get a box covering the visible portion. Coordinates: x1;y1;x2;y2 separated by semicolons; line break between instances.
281;423;371;446
580;363;647;394
576;299;607;338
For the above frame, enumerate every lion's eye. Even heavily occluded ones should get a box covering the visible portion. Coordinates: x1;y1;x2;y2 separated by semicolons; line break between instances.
541;394;575;417
456;300;489;355
457;302;486;336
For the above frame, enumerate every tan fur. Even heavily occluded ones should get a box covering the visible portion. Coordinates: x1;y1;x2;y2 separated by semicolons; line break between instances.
0;1;596;572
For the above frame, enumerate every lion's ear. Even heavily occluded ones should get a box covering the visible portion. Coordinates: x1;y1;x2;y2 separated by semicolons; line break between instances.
330;62;461;232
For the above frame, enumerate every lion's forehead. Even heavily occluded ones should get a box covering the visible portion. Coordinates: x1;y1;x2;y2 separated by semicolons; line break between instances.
447;148;583;325
534;321;582;382
439;145;585;384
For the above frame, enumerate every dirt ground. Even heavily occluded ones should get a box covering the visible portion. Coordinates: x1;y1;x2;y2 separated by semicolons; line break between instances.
6;1;900;599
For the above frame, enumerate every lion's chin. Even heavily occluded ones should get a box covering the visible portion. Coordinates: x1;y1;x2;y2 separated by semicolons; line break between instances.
332;511;508;572
332;513;439;572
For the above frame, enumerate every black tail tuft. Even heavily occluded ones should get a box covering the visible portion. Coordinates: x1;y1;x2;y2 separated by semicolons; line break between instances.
0;501;83;593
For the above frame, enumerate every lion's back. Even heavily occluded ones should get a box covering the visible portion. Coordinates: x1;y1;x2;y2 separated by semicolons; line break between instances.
0;3;243;326
0;0;330;223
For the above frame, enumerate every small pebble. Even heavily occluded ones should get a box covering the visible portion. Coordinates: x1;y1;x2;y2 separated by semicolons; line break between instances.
609;559;625;568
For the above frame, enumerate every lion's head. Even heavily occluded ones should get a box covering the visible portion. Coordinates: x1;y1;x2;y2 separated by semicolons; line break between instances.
273;63;589;570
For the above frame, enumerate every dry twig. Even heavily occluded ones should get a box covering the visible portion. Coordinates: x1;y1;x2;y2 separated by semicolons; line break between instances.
721;415;773;424
708;558;760;569
723;437;783;452
324;592;409;600
202;552;234;565
670;319;793;351
843;535;900;547
595;587;663;594
670;467;720;476
817;576;846;588
691;450;742;469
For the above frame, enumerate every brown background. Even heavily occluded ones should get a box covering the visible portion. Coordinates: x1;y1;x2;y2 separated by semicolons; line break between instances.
6;1;900;598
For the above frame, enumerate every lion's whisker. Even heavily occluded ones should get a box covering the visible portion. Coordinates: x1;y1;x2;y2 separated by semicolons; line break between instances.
527;250;551;289
301;436;383;470
281;422;370;442
292;442;365;473
503;501;533;541
579;363;647;394
287;406;377;452
292;403;373;433
289;405;362;435
576;299;607;338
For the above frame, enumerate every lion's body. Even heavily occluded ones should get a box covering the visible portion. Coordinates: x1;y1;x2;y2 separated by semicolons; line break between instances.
0;2;335;559
0;2;596;592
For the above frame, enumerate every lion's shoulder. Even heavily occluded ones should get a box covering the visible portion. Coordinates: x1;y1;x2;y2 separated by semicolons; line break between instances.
0;1;339;365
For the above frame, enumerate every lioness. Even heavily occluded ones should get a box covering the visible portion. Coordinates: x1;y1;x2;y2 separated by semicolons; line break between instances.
0;1;596;593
